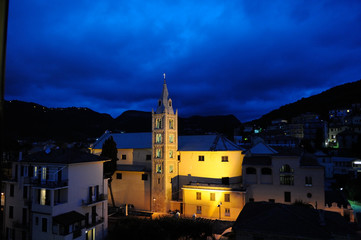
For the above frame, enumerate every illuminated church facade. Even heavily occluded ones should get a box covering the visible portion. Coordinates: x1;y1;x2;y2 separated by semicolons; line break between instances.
90;77;326;220
90;78;246;220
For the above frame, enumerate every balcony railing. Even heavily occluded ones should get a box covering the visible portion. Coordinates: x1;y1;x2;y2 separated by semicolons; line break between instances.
82;194;107;206
24;177;68;188
12;220;28;230
86;217;104;228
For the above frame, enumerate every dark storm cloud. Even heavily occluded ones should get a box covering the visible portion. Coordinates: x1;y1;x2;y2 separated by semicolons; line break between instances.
5;0;361;122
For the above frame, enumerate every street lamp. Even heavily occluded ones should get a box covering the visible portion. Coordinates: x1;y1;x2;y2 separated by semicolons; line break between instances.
153;198;156;212
217;202;222;220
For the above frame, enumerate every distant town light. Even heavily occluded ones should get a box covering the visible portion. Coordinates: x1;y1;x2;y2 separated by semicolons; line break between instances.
353;161;361;165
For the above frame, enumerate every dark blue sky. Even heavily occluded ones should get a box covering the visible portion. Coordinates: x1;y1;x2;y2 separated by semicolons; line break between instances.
5;1;361;122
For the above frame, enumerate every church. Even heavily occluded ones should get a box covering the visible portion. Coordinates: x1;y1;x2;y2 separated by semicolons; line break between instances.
90;77;246;220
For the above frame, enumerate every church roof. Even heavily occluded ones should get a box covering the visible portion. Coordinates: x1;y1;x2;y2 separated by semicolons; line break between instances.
91;132;243;152
91;132;152;149
247;142;278;155
178;135;243;151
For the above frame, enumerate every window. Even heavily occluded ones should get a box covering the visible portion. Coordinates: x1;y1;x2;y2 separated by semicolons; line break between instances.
34;166;38;178
35;217;39;225
23;166;28;177
156;149;162;158
9;206;13;219
156;164;162;173
156;119;162;129
42;218;47;232
305;176;312;186
210;193;215;201
261;168;272;175
121;154;126;160
222;177;229;185
169;119;174;129
196;206;202;214
280;165;294;185
178;155;180;160
196;192;201;200
10;184;14;197
280;175;294;185
156;133;162;143
169;150;174;158
169;134;174;143
280;164;293;173
221;156;228;162
41;167;47;180
246;167;256;174
284;192;291;203
142;174;148;181
224;194;230;202
146;154;151;161
198;155;204;161
23;186;28;199
116;173;122;179
169;165;174;173
157;178;160;184
225;208;230;217
307;193;312;198
22;208;27;225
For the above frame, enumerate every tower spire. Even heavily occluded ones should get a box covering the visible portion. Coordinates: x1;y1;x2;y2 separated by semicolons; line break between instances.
156;73;173;114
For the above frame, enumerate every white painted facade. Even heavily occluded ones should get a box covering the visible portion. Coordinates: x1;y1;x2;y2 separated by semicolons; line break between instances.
3;151;108;240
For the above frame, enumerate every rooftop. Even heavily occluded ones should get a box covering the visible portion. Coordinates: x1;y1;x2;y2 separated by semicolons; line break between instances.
233;202;358;239
92;132;243;152
23;148;108;164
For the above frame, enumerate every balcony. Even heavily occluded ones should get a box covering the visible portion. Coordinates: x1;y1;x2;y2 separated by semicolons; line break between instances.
24;177;68;188
86;217;104;228
12;220;28;230
82;194;107;206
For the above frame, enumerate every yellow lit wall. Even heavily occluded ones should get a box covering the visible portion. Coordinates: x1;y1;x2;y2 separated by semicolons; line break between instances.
182;186;245;221
178;151;244;178
111;170;151;211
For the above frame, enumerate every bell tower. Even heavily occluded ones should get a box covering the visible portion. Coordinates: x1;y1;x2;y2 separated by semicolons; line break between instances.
151;74;178;212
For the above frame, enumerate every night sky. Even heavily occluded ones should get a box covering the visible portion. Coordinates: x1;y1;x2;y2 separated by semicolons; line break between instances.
5;1;361;122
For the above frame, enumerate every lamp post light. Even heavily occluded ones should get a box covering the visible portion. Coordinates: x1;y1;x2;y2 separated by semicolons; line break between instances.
153;198;156;212
217;202;222;220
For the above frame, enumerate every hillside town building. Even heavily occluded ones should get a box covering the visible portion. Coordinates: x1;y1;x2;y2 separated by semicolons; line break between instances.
2;149;108;240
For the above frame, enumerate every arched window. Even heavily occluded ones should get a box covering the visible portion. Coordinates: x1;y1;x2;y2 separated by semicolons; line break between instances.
156;119;162;129
246;167;256;174
280;164;293;173
261;168;272;175
156;134;162;143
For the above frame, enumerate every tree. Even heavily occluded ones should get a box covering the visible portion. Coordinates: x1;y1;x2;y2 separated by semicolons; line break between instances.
101;136;118;207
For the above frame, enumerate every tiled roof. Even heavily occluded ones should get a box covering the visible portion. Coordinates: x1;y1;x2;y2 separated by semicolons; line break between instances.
233;202;357;239
92;132;152;149
243;156;272;166
24;149;108;164
178;135;243;151
92;132;243;152
247;142;278;155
